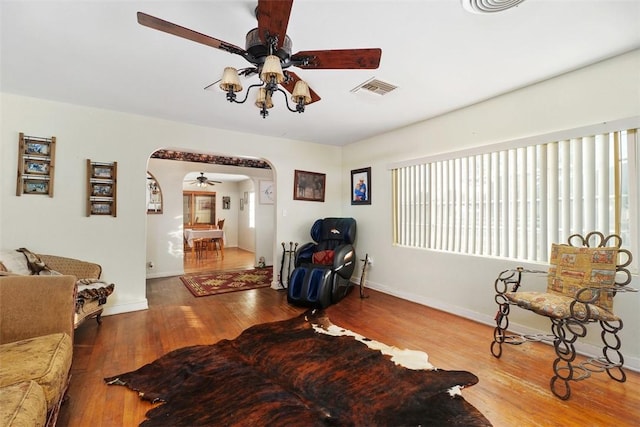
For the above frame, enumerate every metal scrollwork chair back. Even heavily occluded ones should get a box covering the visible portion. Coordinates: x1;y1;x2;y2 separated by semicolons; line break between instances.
491;231;637;400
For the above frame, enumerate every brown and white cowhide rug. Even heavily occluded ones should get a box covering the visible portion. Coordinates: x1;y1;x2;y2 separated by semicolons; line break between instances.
105;310;492;426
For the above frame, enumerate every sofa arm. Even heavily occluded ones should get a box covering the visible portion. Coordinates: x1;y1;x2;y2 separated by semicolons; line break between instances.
39;254;102;279
0;275;76;344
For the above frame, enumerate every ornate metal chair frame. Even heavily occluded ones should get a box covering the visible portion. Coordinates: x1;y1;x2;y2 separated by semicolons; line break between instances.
491;232;637;400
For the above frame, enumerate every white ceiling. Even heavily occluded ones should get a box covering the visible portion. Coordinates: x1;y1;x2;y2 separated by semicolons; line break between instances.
1;0;639;146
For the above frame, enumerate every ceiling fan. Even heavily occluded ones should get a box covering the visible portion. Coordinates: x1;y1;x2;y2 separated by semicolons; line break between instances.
188;172;222;187
137;0;382;117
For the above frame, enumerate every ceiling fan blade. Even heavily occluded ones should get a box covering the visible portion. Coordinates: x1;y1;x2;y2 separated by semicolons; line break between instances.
256;0;293;50
137;12;247;57
292;48;382;69
281;71;321;104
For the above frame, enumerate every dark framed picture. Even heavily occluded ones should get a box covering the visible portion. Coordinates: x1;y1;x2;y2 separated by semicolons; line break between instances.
90;200;113;215
24;139;51;157
91;164;114;179
24;159;50;175
24;179;50;195
351;167;371;205
91;182;113;197
222;196;230;209
294;170;326;202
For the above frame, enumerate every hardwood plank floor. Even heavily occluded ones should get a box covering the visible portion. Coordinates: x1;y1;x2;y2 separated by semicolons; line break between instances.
183;246;256;274
58;264;640;426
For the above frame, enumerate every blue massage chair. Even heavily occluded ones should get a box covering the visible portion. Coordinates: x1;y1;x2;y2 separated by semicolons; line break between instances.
287;217;357;308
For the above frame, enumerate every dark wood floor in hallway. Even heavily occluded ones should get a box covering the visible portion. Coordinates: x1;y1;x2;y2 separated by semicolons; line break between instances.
59;273;640;426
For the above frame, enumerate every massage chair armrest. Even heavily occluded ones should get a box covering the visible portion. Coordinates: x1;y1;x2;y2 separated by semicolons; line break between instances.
332;244;356;279
294;242;317;267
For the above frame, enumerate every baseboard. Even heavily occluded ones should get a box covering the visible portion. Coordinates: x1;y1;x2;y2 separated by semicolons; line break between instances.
359;279;640;373
102;299;148;316
146;269;184;279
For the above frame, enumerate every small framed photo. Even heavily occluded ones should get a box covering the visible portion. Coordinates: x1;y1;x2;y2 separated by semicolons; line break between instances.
90;200;113;215
351;167;371;205
24;140;51;156
294;170;325;202
259;180;275;204
91;182;114;197
91;164;114;179
222;196;230;210
240;198;244;210
24;159;50;175
24;179;50;195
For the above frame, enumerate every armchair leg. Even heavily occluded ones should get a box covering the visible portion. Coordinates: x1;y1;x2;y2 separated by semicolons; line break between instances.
550;318;588;400
600;319;626;383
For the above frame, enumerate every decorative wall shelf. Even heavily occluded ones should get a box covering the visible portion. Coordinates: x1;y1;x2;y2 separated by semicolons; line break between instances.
16;132;56;197
87;159;117;217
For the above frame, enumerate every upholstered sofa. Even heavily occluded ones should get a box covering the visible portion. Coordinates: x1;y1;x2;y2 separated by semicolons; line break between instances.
0;249;114;328
0;274;76;427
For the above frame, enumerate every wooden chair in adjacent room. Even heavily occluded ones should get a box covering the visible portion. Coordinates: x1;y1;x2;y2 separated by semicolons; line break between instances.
491;231;637;400
211;219;225;256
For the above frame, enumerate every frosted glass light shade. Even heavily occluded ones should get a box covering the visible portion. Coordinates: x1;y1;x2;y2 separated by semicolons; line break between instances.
220;67;242;92
260;55;285;84
255;88;274;109
292;80;311;105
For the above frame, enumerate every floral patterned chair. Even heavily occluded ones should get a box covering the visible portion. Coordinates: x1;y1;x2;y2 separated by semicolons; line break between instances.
491;232;636;399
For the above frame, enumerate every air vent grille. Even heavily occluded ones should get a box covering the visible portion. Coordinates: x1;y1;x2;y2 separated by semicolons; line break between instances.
461;0;526;14
352;78;398;96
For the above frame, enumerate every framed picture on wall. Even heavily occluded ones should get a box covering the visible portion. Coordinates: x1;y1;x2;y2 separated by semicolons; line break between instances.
259;180;275;204
351;167;371;205
293;170;325;202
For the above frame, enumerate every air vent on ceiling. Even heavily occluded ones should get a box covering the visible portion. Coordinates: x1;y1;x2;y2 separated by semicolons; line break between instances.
461;0;526;14
351;78;398;96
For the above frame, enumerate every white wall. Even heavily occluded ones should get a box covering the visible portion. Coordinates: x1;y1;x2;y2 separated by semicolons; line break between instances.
342;49;640;369
1;93;343;316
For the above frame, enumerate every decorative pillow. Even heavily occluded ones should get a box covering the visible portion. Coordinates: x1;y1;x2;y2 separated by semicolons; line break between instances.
312;250;335;265
0;250;30;275
547;243;618;312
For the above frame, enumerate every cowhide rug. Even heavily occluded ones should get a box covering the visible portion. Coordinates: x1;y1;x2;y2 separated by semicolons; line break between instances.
105;310;492;426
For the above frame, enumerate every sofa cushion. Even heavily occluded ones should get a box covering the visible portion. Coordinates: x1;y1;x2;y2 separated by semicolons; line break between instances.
0;381;47;427
0;333;72;410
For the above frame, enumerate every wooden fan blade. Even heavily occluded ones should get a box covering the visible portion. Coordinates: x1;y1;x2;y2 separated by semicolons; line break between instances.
137;12;247;56
281;72;321;104
292;48;382;69
256;0;293;50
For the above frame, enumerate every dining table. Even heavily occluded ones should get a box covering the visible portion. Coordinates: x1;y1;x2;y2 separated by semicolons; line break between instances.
184;228;225;258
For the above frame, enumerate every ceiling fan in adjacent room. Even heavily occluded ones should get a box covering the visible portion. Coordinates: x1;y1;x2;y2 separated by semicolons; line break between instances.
188;172;222;188
137;0;382;118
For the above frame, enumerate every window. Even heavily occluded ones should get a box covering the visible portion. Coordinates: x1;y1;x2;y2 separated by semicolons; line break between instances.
183;191;216;227
392;125;638;269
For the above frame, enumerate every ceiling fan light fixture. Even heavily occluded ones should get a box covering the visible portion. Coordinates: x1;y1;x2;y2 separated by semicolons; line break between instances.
220;67;243;93
292;80;311;105
255;87;274;109
260;55;285;84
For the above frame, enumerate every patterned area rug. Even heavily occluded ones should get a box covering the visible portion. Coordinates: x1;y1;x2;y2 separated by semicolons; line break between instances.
180;268;273;297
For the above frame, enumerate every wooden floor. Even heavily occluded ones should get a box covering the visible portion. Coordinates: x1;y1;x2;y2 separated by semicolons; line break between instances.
183;246;256;274
59;254;640;426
